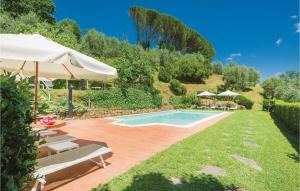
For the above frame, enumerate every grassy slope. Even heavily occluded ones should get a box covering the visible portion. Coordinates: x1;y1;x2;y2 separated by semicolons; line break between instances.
94;111;299;191
241;86;264;110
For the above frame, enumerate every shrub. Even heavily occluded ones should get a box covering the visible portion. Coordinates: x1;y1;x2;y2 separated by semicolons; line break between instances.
234;95;254;109
83;87;162;109
47;98;88;116
169;79;186;96
273;100;300;133
262;99;275;112
1;75;39;190
158;67;172;82
169;94;201;109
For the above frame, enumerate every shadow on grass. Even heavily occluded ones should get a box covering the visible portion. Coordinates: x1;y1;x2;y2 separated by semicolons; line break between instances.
99;173;239;191
270;113;299;162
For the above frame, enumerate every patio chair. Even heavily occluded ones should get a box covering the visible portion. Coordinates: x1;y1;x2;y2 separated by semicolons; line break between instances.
38;135;77;148
32;144;112;191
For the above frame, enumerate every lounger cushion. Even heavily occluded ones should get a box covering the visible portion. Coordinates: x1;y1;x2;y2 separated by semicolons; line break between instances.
35;144;112;177
38;135;77;148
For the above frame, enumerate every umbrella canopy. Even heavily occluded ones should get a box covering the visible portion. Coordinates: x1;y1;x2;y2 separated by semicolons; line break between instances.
0;33;118;122
197;91;216;97
218;90;240;97
0;34;117;80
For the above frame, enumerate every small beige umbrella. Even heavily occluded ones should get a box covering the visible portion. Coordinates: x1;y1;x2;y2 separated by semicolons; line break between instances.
197;91;216;105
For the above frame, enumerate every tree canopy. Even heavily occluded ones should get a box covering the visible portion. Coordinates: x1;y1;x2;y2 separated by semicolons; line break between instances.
1;0;56;24
129;6;216;63
222;63;260;91
262;71;300;102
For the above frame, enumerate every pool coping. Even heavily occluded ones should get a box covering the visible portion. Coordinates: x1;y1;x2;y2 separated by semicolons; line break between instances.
106;110;227;128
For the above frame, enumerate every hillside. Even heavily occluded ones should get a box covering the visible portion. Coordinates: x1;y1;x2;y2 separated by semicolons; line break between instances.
154;74;263;109
153;74;224;103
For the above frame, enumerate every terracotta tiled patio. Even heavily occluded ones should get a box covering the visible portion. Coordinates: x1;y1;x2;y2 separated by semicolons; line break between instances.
41;112;232;191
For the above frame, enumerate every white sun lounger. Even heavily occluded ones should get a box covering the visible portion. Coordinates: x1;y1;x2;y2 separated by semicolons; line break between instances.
38;135;77;148
32;144;112;191
39;130;57;137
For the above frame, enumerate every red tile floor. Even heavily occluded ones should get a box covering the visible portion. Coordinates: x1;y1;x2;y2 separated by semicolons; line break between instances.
40;112;232;191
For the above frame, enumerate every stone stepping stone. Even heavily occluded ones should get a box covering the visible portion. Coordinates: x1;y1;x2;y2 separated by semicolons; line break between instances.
169;177;182;186
244;130;253;134
200;165;227;176
223;133;231;137
244;140;258;147
231;154;262;171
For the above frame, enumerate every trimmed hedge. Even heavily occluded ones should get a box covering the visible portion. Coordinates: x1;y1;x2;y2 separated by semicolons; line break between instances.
82;87;162;109
273;100;300;133
234;95;254;109
169;79;187;96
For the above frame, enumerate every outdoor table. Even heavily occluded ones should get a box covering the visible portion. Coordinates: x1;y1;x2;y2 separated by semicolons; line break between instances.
48;142;79;155
39;130;57;137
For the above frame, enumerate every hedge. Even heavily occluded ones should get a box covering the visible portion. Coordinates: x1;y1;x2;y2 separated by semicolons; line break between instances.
234;95;254;109
1;75;39;190
82;87;162;109
169;94;201;109
273;100;300;133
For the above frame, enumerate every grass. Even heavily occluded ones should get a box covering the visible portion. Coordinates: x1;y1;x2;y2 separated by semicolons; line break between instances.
93;111;299;191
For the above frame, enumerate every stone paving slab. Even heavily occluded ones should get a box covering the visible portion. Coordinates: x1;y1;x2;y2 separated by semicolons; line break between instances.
230;154;262;171
200;165;227;176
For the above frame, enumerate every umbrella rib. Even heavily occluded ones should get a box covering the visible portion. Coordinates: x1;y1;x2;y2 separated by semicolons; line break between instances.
20;61;26;70
62;63;75;78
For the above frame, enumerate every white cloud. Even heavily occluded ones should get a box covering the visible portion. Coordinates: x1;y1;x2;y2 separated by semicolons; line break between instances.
230;53;241;57
274;72;283;76
296;23;300;32
226;52;241;61
275;38;283;45
290;15;298;19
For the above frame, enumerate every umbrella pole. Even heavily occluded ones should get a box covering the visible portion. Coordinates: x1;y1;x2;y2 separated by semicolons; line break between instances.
34;61;39;124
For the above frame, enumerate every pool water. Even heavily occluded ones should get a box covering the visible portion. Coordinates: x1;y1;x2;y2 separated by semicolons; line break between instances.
110;110;223;128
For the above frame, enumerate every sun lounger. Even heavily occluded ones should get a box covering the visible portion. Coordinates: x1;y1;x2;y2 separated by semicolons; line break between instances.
38;135;77;148
48;142;79;155
210;105;217;110
229;106;238;110
32;126;47;132
31;144;112;191
39;130;57;137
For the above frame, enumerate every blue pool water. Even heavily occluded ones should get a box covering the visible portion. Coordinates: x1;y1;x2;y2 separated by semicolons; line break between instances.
111;111;223;128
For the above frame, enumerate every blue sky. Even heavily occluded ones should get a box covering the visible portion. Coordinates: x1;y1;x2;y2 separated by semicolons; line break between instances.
53;0;299;79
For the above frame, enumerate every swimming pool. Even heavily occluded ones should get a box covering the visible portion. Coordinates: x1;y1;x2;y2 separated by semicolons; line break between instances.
110;110;224;128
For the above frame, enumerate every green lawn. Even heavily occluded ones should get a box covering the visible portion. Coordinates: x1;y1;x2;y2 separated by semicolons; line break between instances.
93;111;299;191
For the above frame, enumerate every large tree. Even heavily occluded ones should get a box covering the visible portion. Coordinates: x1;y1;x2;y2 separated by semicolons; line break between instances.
222;63;260;91
129;6;215;63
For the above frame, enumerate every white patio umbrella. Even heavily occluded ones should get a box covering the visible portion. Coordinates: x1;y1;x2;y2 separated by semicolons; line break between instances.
197;91;216;97
217;90;240;97
197;91;216;105
0;33;118;122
